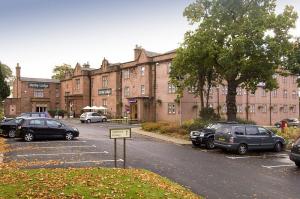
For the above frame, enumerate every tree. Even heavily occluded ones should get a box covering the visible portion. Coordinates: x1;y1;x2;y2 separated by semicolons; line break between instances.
183;0;297;121
52;64;73;80
0;65;10;101
0;62;12;79
170;30;219;110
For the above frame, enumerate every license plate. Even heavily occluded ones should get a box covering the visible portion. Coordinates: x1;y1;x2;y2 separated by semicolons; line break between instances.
219;137;225;141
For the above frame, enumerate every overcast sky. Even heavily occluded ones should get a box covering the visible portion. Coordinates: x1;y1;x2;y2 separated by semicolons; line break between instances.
0;0;299;78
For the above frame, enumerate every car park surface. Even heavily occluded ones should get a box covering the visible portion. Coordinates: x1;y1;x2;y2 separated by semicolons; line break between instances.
3;120;300;199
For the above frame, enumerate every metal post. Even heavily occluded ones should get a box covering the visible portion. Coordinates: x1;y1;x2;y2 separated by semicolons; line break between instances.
123;138;126;169
114;138;117;168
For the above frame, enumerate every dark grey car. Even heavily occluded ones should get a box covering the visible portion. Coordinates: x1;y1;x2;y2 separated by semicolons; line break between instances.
214;124;286;155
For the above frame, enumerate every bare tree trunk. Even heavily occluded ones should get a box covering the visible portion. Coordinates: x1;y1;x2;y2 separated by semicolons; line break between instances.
226;80;238;121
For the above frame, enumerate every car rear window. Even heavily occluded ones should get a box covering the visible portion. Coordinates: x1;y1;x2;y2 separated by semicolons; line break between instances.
29;119;45;126
233;126;245;135
216;125;232;134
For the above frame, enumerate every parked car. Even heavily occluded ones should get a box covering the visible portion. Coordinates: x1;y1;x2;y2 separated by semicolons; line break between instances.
214;124;286;155
290;137;300;167
16;118;79;142
17;112;51;119
0;118;24;138
1;117;14;123
80;112;107;123
190;122;238;149
274;118;299;128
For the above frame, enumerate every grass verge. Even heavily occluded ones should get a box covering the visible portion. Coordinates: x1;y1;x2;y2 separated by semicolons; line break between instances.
0;167;201;199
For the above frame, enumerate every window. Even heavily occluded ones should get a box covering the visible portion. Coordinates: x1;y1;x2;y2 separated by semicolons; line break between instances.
46;120;61;128
261;89;266;97
291;105;296;113
168;83;176;94
283;105;288;113
234;127;245;135
261;104;267;113
283;76;287;84
250;90;255;96
124;87;130;97
103;99;107;106
29;119;44;126
292;91;297;99
283;90;288;98
272;89;277;97
34;89;44;98
102;76;108;88
167;63;172;74
237;104;243;113
140;66;145;76
293;76;297;84
75;79;80;90
123;69;130;79
56;89;59;98
188;86;196;93
258;127;269;136
65;92;70;96
168;103;176;114
237;87;243;96
246;126;259;135
141;85;145;95
222;104;227;113
272;105;278;113
250;104;255;113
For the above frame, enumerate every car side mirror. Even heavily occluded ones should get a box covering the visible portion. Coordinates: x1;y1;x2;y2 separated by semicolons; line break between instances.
58;124;62;128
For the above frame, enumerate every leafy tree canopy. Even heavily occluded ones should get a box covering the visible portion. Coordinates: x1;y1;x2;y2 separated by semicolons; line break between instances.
52;64;73;80
0;66;10;101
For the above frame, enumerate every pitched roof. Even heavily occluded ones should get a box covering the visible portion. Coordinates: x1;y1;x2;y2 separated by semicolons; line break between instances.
20;77;60;83
145;50;161;57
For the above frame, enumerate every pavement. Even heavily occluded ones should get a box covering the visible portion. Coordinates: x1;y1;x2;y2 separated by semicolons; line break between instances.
2;120;300;199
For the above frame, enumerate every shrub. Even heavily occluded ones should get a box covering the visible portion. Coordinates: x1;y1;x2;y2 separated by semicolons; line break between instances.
199;107;220;121
160;124;187;135
275;127;300;144
182;119;209;131
235;117;256;124
141;122;168;132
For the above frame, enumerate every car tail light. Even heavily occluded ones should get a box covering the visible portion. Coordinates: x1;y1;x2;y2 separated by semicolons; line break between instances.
229;137;234;143
18;126;22;130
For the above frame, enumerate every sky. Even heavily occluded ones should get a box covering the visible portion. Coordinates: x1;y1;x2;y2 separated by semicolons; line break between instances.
0;0;300;79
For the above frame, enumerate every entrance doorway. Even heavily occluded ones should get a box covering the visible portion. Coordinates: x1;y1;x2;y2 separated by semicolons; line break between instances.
36;106;47;112
130;103;137;119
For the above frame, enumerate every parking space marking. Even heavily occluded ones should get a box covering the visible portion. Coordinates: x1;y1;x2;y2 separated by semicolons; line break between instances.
226;154;288;159
17;151;109;157
262;164;295;169
64;159;124;164
30;145;97;149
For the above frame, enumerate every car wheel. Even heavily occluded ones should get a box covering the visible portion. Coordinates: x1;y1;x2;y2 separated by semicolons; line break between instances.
295;162;300;167
206;139;215;149
24;133;34;142
86;119;91;123
102;118;107;122
80;121;84;123
65;132;74;140
274;142;282;152
8;129;16;138
192;141;200;147
237;144;248;155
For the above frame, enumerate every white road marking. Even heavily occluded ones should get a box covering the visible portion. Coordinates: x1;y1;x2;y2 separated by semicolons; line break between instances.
31;145;96;149
64;159;124;164
262;164;295;169
17;151;108;157
226;154;288;159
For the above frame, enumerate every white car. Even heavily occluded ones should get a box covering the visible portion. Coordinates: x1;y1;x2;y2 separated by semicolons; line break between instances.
80;112;107;123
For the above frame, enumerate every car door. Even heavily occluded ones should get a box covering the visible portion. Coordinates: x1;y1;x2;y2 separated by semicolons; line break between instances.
258;127;274;149
245;126;261;150
92;113;100;122
29;119;47;138
46;120;65;138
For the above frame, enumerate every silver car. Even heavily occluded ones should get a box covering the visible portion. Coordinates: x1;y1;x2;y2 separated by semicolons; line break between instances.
80;112;107;123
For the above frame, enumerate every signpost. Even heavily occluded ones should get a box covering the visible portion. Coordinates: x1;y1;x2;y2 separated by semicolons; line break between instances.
110;128;131;168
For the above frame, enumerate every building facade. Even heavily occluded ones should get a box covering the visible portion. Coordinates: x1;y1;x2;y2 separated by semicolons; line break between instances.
5;47;299;125
4;63;60;117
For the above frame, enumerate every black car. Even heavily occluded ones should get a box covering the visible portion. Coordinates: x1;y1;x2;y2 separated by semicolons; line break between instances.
214;124;286;155
190;122;238;149
16;118;79;142
290;137;300;167
0;118;24;138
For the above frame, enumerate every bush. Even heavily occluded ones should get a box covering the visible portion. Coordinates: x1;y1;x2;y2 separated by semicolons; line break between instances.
182;119;209;131
235;117;256;124
141;122;168;132
199;107;220;121
274;127;300;144
160;124;187;135
48;109;67;117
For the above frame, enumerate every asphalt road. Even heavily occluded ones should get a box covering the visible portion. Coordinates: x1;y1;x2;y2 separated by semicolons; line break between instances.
4;120;300;199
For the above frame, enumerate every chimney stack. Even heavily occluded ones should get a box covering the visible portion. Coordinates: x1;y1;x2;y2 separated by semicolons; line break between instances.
16;63;21;80
134;45;143;60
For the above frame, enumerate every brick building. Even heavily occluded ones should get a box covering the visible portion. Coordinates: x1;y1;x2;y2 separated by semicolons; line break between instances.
4;63;60;117
5;47;299;125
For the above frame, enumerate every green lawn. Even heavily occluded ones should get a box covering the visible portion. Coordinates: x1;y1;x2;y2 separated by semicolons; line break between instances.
0;167;201;199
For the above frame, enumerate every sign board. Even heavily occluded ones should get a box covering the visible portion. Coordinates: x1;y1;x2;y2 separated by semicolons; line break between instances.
28;82;49;89
98;88;112;96
110;128;131;139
